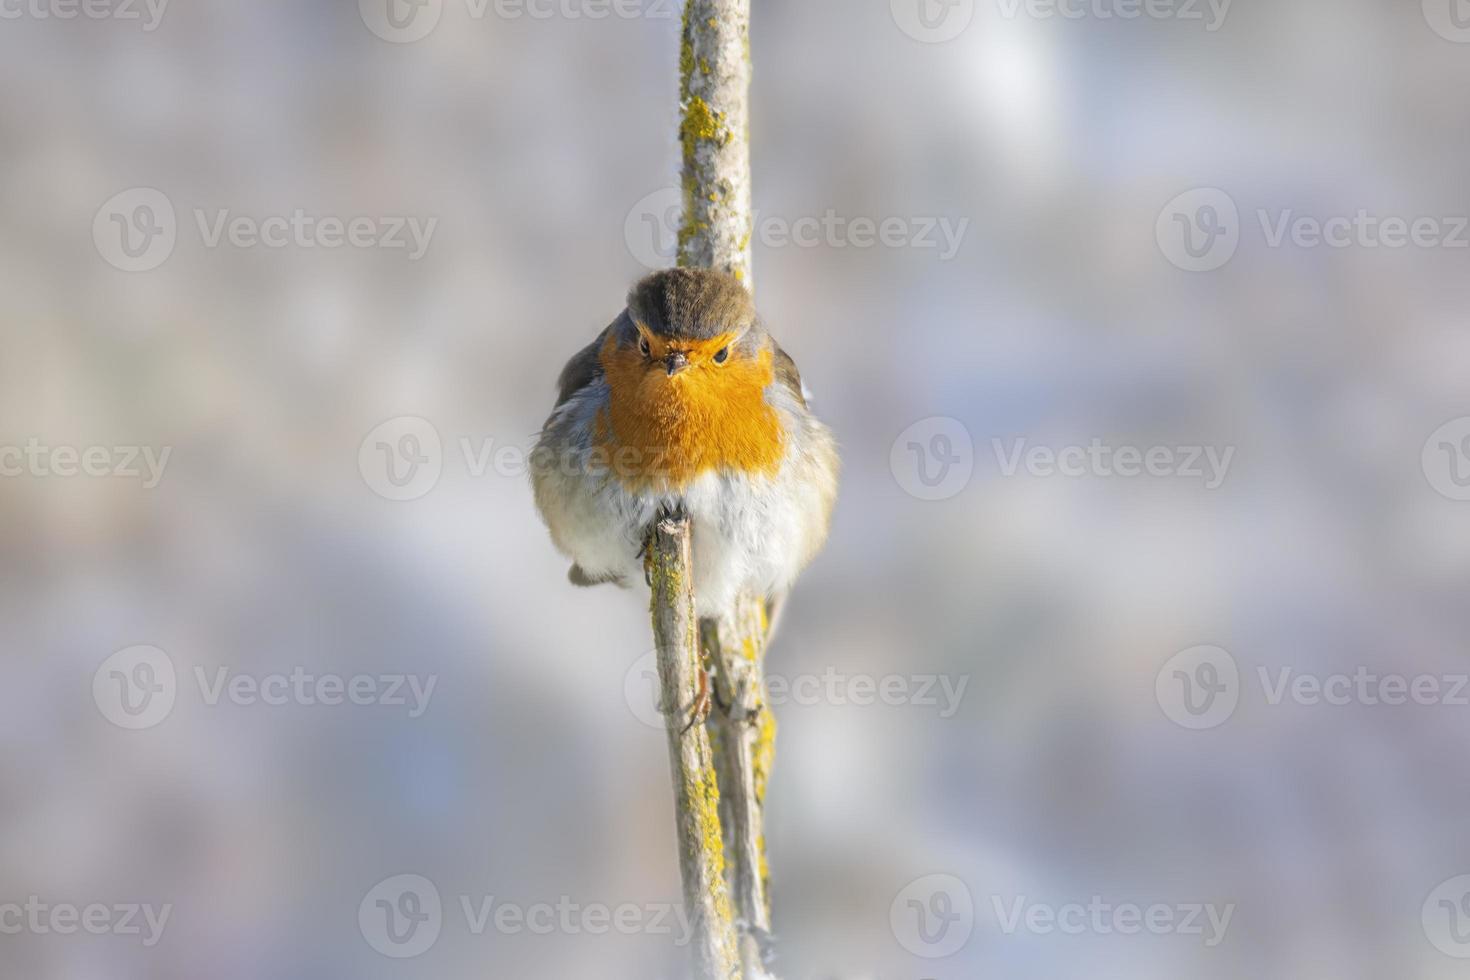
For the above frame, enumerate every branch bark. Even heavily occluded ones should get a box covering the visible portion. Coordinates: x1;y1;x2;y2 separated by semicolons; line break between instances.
678;0;753;284
678;5;776;976
702;600;776;976
648;515;740;980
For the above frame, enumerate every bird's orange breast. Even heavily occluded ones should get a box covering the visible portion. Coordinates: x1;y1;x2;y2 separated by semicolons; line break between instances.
595;333;785;492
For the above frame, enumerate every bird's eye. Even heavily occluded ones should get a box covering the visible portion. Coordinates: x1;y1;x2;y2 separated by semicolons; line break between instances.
713;346;729;364
638;337;651;357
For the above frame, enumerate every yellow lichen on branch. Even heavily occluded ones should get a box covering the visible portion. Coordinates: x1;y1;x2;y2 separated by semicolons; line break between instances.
648;515;740;980
677;0;753;285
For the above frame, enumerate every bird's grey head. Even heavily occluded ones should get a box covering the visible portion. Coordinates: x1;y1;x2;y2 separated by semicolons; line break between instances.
626;267;757;342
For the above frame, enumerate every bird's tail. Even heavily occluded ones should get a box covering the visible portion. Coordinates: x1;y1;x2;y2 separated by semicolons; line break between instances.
762;590;789;652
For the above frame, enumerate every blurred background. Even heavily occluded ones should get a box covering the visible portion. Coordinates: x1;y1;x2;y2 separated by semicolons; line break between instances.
4;0;1470;977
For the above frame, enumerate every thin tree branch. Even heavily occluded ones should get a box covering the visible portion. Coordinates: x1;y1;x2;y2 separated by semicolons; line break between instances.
678;0;753;284
648;514;740;980
703;599;776;977
677;4;776;977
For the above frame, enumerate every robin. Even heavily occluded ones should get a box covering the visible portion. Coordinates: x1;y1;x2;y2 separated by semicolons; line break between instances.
532;267;839;625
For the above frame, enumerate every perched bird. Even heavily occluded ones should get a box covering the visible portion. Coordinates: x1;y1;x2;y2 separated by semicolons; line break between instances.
532;267;839;620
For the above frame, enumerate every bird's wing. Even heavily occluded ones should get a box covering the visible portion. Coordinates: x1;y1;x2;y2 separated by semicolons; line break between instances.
554;314;625;408
770;340;810;409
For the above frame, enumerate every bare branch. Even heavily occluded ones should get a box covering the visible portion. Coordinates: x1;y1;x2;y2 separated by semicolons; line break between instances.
649;515;741;980
704;597;776;977
676;5;778;977
678;0;753;285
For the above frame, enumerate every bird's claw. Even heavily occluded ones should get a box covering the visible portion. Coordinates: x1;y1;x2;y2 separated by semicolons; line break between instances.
679;667;711;736
641;505;688;586
639;523;657;585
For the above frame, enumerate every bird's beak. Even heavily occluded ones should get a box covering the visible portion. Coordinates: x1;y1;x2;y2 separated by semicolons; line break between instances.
664;351;690;376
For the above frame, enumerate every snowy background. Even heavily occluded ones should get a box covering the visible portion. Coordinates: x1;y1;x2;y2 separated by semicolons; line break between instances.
3;0;1470;977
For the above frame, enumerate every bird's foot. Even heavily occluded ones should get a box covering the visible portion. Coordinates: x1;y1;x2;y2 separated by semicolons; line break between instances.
640;504;688;586
679;666;712;736
641;526;655;586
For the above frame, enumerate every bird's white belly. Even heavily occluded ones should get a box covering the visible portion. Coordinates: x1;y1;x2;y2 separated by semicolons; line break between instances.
562;465;803;617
